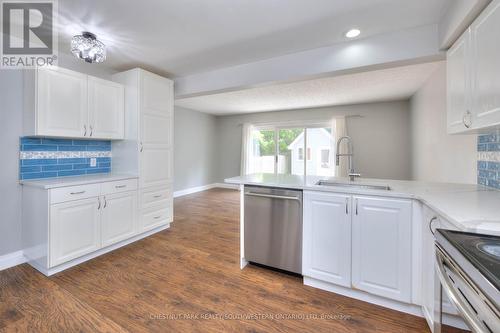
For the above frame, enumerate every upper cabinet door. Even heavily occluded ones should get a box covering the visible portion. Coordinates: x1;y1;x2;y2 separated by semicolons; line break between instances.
471;0;500;129
447;31;471;133
303;191;351;287
351;195;412;303
140;71;173;118
88;77;125;139
37;67;88;138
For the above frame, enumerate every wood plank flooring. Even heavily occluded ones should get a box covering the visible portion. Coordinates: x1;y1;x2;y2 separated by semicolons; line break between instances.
0;188;467;332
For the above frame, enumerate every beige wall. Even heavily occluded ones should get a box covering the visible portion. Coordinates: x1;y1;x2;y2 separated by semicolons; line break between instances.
215;101;412;182
410;62;477;184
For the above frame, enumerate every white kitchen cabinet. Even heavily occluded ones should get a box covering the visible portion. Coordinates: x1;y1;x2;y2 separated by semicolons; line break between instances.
88;77;125;139
50;197;101;267
470;0;500;129
34;67;88;137
101;191;137;247
21;177;170;276
303;191;351;287
112;68;174;225
447;0;500;133
447;31;471;133
23;66;125;139
351;196;412;303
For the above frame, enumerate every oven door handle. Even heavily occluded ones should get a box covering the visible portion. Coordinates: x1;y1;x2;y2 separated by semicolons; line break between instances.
435;246;489;333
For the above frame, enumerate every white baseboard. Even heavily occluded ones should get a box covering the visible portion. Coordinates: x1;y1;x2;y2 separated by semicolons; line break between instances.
173;183;239;198
214;183;239;190
0;250;26;271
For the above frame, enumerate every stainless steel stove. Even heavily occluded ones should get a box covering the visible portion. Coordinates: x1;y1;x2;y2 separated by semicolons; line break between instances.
435;229;500;333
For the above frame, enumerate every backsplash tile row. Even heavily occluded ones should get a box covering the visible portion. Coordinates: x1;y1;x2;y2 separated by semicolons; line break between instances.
477;131;500;189
19;138;112;180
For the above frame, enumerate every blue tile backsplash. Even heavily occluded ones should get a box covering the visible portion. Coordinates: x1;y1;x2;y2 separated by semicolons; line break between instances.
19;138;112;180
477;131;500;189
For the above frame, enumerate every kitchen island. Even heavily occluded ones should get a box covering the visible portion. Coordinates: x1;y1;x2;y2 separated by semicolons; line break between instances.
225;173;500;331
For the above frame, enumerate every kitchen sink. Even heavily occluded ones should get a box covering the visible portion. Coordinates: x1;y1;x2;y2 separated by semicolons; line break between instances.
316;180;391;191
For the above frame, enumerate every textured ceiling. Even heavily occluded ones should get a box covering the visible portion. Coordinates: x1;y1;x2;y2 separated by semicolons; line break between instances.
56;0;451;76
175;61;443;115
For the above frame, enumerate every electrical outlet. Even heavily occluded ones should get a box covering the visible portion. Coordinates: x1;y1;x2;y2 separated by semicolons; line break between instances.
90;158;97;167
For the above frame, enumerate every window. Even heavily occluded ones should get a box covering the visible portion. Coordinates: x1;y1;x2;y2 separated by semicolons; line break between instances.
244;122;336;177
298;148;304;160
321;149;330;168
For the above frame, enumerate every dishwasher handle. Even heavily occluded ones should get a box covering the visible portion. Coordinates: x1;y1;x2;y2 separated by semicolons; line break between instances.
245;192;301;201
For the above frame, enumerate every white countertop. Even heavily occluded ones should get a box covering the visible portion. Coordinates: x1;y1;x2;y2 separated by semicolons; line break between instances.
225;174;500;235
20;173;138;189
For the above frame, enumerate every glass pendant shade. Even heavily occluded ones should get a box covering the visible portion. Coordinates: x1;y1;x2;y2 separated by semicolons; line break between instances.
71;32;106;63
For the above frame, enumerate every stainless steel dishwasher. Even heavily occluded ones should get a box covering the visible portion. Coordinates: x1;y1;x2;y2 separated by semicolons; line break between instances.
244;186;302;274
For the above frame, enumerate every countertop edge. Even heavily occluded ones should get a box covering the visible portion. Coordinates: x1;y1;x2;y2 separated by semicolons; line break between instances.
20;174;139;189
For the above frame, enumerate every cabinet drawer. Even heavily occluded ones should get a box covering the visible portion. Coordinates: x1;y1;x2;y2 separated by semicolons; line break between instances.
140;206;171;232
50;184;100;204
101;178;138;195
140;186;171;208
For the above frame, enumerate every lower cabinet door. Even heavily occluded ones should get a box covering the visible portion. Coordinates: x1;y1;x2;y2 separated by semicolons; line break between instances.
303;191;351;287
101;191;137;247
50;197;101;267
351;195;412;302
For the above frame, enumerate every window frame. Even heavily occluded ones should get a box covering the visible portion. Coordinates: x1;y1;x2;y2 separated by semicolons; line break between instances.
249;120;334;177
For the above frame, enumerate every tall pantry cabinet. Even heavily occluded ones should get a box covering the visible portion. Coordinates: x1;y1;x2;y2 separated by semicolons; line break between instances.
112;69;174;231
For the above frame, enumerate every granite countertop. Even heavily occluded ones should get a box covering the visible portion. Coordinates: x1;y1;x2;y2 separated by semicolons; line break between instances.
20;173;138;189
225;173;500;235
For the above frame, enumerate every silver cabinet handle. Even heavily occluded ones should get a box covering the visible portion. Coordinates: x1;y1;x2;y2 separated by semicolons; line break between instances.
83;125;87;136
115;185;127;189
153;194;162;198
345;198;349;215
103;196;107;208
89;125;93;137
70;191;85;195
140;142;144;152
355;198;358;215
245;192;300;201
429;216;438;235
97;197;101;210
462;110;472;128
153;215;162;219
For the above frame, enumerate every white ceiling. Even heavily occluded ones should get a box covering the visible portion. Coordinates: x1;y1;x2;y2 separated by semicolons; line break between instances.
57;0;451;77
175;61;443;115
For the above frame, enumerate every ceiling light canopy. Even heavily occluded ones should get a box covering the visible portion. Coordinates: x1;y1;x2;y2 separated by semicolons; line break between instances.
345;28;361;39
71;32;106;63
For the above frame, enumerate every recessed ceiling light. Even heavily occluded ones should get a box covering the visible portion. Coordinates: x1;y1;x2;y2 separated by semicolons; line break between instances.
71;32;106;63
345;29;361;39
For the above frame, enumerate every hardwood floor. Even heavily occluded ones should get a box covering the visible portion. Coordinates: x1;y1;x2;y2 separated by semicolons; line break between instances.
0;188;467;332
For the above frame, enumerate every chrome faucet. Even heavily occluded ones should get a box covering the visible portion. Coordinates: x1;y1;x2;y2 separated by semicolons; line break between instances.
336;136;361;181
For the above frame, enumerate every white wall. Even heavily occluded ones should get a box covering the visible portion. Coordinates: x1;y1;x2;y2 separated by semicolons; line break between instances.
410;62;477;183
215;101;412;182
0;70;23;256
173;107;218;191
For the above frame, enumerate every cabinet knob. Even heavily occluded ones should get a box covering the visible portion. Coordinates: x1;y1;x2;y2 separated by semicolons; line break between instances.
462;111;472;128
83;125;87;136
